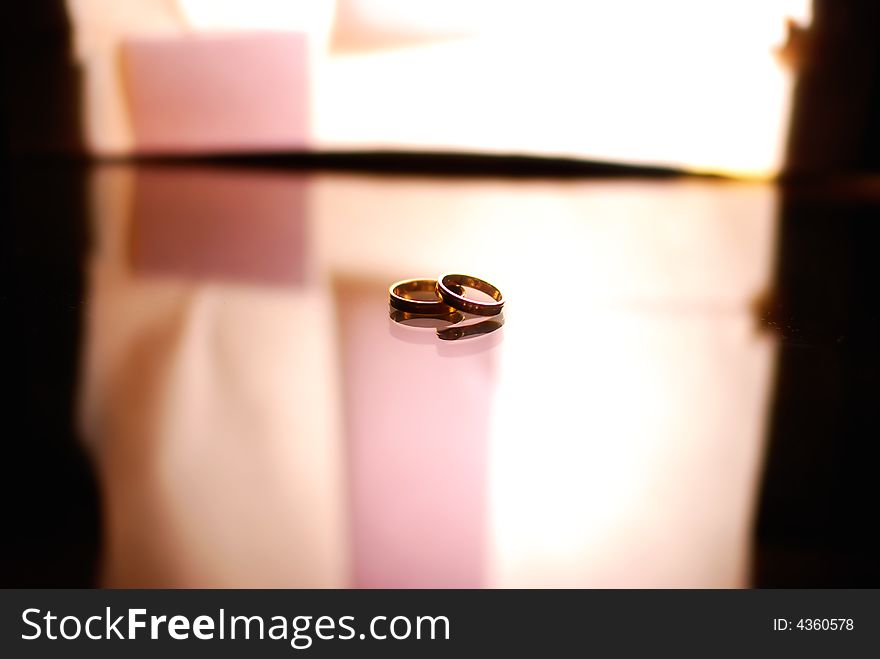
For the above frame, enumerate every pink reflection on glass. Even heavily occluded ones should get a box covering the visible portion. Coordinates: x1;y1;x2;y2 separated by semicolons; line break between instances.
335;279;500;587
80;166;346;587
131;167;308;286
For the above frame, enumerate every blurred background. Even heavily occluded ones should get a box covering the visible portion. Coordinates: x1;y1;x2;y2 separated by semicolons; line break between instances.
3;0;878;587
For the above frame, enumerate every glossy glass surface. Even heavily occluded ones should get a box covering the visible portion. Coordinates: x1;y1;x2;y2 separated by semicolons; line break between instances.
8;162;878;586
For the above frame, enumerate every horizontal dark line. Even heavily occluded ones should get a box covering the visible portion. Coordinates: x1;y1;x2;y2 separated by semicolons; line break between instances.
123;150;722;179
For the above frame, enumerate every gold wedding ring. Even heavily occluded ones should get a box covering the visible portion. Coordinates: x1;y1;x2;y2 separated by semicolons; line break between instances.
389;278;457;315
437;273;504;316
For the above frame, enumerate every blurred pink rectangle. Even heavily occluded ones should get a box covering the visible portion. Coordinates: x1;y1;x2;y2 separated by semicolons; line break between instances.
131;167;308;286
122;32;309;154
335;280;494;588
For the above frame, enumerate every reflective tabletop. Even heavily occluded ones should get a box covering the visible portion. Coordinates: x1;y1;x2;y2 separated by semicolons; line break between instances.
6;161;879;587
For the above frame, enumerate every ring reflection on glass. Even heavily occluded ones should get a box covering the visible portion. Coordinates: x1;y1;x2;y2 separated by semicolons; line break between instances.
389;308;464;326
437;273;504;316
389;278;459;315
436;312;504;341
388;307;464;344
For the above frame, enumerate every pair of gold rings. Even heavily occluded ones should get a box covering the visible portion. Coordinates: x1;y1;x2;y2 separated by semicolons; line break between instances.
389;274;504;317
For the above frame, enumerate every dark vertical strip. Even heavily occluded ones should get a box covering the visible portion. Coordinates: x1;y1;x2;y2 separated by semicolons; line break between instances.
2;0;84;154
2;159;100;587
754;0;880;585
